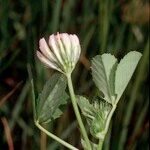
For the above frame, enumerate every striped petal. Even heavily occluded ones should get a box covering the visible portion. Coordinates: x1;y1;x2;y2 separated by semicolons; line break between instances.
49;35;64;65
69;35;81;63
56;33;67;60
37;33;81;74
72;35;81;63
61;33;71;59
39;38;57;62
36;50;61;72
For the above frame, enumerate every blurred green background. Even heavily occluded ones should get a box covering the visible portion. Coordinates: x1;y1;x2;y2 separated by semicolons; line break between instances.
0;0;149;150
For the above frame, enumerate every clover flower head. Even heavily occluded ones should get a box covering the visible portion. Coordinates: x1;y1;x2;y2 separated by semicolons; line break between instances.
37;33;81;75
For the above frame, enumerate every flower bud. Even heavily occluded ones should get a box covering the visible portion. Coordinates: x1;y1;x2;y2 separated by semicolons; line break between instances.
37;33;81;74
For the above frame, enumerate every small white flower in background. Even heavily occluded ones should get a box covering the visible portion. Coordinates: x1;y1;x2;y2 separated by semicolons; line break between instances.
37;33;81;75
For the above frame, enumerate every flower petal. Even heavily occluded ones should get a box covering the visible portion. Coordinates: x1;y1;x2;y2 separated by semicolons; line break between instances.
69;34;81;63
49;35;64;66
73;35;81;63
39;38;57;62
61;33;71;59
36;50;62;72
37;33;81;74
56;33;67;60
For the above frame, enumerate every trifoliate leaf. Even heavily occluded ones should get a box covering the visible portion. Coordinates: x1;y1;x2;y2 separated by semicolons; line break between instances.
115;51;142;103
37;73;68;123
91;54;118;103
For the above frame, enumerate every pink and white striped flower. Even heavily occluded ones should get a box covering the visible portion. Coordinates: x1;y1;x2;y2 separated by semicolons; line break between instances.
37;33;81;74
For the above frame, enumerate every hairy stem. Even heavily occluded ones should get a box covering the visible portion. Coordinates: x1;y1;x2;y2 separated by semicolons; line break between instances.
67;73;92;150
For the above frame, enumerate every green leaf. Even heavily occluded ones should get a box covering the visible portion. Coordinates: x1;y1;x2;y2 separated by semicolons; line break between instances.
91;54;117;103
115;51;142;102
77;96;95;121
90;98;111;139
109;62;118;100
37;73;68;123
77;96;111;139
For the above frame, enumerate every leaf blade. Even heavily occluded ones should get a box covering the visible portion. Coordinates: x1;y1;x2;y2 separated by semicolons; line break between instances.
91;54;117;103
37;73;68;123
115;51;142;102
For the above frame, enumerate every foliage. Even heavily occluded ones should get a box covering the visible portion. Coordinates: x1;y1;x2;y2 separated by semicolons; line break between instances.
36;73;68;124
0;0;149;149
91;52;142;104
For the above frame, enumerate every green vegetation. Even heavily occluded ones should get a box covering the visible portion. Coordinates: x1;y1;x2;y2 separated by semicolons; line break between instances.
0;0;149;149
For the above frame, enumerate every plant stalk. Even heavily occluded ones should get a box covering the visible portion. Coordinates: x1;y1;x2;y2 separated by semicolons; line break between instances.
97;139;104;150
104;104;116;134
35;121;78;150
66;73;92;150
97;104;116;150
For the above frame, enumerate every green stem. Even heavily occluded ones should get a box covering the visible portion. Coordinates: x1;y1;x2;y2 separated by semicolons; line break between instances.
97;104;116;150
66;74;92;150
104;104;116;134
35;121;78;150
97;139;104;150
